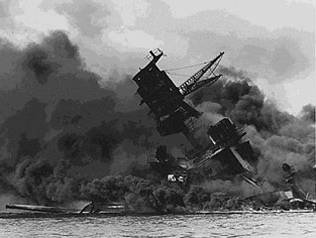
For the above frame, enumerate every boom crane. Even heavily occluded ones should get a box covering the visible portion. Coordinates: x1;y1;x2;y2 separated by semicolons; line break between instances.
178;52;224;97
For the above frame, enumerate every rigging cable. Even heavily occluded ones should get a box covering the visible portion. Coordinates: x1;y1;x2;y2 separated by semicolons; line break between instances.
164;61;208;72
165;72;192;77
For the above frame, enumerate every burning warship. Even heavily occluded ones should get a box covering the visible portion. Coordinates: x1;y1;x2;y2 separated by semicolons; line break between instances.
5;48;315;215
131;48;316;211
132;49;258;187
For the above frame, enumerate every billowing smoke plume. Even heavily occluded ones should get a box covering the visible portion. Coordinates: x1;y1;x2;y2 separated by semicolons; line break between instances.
0;31;315;212
190;66;294;134
0;31;162;206
189;66;315;195
300;104;315;123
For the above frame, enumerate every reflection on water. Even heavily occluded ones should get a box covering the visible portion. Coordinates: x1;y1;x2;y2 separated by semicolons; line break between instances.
1;212;316;238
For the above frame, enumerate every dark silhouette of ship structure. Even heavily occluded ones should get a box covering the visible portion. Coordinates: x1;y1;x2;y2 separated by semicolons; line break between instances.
132;49;316;210
5;49;315;214
133;49;258;187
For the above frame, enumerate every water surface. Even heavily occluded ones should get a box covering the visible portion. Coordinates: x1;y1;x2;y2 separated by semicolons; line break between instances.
1;212;316;238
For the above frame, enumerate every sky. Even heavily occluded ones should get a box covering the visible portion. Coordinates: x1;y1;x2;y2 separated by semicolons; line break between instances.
0;0;315;115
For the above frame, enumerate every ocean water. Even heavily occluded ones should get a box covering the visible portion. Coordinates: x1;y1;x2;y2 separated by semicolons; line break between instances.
1;211;316;238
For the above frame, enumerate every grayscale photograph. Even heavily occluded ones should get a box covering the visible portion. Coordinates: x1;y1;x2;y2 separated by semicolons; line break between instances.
0;0;315;237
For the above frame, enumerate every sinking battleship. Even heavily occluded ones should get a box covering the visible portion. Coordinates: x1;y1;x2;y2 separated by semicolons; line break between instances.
131;49;316;210
5;49;315;214
132;49;258;187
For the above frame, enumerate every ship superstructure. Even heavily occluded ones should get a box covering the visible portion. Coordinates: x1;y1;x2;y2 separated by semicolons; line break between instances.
132;49;259;186
132;49;222;145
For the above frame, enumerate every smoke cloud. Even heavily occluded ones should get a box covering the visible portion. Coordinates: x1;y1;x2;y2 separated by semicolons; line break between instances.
0;31;314;212
0;31;161;205
189;66;315;196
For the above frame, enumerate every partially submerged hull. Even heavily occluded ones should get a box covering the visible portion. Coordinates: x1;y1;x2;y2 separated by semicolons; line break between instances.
5;202;126;215
5;204;78;214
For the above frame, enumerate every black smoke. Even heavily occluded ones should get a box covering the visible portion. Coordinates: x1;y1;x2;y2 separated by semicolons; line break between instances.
300;104;315;123
0;31;315;212
189;66;315;196
0;31;160;206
